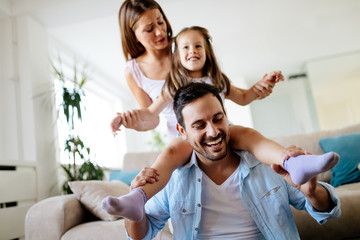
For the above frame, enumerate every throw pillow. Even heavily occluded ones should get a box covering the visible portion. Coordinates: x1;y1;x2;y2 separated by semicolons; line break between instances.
68;180;129;221
319;132;360;187
109;170;141;186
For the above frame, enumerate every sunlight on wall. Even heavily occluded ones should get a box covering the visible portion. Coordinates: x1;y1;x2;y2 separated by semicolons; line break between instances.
306;51;360;130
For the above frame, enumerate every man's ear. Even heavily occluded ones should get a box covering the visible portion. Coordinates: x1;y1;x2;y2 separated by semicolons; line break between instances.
176;123;187;140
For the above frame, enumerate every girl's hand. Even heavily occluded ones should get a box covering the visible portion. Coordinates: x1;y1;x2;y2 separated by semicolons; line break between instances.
110;110;147;136
130;167;160;191
121;109;146;131
110;113;123;136
253;70;284;99
252;79;274;99
265;70;284;83
281;145;307;161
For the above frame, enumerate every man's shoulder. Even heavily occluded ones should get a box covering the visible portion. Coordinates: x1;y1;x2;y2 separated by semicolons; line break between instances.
234;150;261;168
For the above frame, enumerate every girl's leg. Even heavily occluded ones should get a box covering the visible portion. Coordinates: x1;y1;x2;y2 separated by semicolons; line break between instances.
229;125;339;186
101;137;193;221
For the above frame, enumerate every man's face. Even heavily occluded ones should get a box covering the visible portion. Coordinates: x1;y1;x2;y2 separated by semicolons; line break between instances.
177;93;230;162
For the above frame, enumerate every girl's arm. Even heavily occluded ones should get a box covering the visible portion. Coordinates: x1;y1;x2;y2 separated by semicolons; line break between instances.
226;70;284;105
226;84;260;106
132;137;193;200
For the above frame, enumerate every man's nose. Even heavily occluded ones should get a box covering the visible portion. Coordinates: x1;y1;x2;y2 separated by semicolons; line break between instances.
206;123;219;137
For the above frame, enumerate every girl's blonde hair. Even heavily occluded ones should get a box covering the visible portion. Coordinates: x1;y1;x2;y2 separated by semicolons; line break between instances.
119;0;173;60
166;26;231;98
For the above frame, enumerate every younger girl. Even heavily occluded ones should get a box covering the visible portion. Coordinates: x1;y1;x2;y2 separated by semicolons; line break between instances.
102;26;339;221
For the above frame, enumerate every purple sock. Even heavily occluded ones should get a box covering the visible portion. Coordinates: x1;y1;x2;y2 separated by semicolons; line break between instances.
283;152;339;185
101;188;147;221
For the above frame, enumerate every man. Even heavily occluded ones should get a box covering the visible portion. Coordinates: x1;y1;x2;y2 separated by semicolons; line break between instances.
125;82;341;240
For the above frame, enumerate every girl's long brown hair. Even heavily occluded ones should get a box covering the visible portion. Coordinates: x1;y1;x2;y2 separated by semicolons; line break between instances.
119;0;173;60
166;26;230;98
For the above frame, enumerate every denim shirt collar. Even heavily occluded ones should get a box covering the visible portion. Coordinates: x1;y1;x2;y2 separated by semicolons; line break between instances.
184;151;200;169
235;150;262;180
184;149;261;177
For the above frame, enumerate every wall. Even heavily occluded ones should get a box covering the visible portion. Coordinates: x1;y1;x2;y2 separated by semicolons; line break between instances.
250;77;318;138
306;51;360;130
0;15;59;199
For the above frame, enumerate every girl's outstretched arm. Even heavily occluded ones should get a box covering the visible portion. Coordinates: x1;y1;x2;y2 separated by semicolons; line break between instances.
228;125;339;185
101;136;193;221
226;70;284;105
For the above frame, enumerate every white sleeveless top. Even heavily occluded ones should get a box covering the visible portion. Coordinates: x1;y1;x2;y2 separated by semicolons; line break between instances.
127;59;226;139
127;59;177;139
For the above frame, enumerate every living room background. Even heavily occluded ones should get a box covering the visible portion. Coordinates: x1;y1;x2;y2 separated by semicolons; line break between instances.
1;0;359;200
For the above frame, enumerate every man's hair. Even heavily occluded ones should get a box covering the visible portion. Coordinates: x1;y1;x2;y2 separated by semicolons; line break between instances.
173;82;225;128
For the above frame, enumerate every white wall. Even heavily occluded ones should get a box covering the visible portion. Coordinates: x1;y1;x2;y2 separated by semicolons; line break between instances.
250;77;318;138
0;15;59;199
306;51;360;130
0;18;19;161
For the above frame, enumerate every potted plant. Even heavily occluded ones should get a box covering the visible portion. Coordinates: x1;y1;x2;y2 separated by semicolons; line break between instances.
52;57;104;194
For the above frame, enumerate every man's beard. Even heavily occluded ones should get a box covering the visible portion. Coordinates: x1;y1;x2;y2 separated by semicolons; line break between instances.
193;145;228;161
193;132;228;161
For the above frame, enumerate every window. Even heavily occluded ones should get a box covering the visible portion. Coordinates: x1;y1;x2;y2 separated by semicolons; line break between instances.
53;56;126;169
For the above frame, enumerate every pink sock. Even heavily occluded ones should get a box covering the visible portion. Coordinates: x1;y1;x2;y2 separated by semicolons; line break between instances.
283;152;339;185
101;188;147;221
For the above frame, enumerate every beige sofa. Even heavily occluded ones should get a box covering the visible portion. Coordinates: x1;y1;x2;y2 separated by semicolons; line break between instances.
25;123;360;240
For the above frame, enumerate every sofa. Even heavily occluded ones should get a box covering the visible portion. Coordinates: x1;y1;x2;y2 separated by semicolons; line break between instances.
25;123;360;240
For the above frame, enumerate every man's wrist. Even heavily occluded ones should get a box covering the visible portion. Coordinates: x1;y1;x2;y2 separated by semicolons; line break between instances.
304;183;334;212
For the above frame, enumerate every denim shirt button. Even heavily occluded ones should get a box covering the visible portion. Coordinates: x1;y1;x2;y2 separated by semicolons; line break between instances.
197;178;201;182
195;228;199;231
182;209;186;213
197;203;201;207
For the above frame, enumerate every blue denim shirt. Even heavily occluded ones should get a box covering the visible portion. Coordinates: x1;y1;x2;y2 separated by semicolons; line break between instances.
132;151;341;240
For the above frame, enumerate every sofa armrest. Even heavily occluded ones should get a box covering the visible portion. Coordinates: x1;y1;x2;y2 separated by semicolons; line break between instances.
292;182;360;239
25;194;89;240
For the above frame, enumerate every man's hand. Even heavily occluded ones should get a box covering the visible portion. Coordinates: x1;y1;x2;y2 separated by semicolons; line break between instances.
130;167;160;191
271;151;334;212
271;160;317;193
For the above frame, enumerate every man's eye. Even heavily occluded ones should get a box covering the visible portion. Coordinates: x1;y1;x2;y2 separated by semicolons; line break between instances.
193;124;205;129
145;28;153;33
213;117;223;123
158;21;164;25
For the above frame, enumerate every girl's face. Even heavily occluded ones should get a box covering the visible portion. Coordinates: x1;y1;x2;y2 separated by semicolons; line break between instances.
177;30;207;78
133;8;168;52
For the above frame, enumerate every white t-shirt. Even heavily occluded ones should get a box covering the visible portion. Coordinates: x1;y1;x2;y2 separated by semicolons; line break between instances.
198;166;264;239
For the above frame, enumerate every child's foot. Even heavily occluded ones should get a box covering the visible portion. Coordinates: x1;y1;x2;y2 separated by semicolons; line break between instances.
283;152;339;185
101;188;147;221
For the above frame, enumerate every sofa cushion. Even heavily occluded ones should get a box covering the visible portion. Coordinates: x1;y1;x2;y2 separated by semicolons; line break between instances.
68;180;129;221
271;123;360;182
109;170;141;186
319;132;360;187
